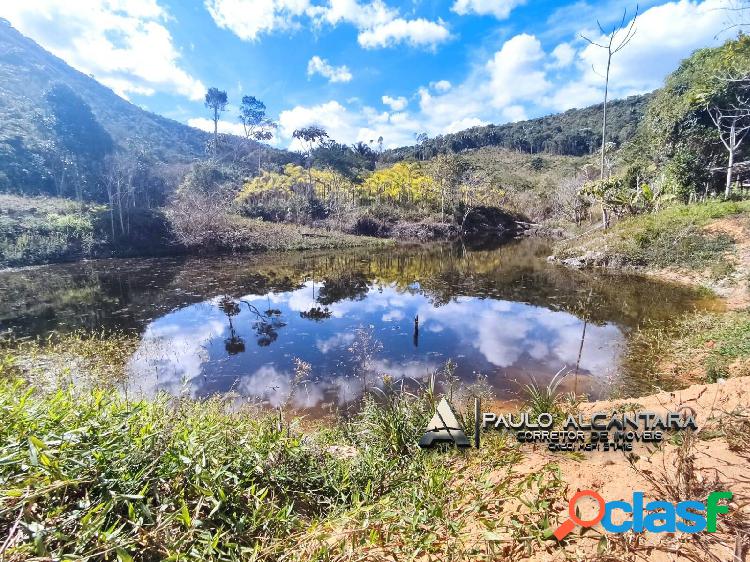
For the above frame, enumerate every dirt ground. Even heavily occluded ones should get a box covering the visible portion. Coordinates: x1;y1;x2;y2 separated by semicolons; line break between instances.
493;376;750;561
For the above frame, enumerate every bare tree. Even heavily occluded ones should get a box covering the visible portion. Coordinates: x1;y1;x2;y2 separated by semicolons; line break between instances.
165;184;233;248
101;153;136;238
708;93;750;198
581;6;638;227
555;174;590;226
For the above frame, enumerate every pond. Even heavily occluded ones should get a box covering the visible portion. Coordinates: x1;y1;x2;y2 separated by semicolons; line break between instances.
0;238;718;413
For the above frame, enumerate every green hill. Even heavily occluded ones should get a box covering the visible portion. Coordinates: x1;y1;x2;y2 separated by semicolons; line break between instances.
0;20;222;200
383;93;652;162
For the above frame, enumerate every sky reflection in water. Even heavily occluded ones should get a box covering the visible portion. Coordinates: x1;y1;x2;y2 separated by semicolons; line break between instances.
128;280;623;410
0;239;713;411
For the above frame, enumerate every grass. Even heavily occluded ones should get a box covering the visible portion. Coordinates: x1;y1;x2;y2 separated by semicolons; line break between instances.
554;199;750;272
672;310;750;382
626;309;750;387
0;339;513;561
0;331;591;561
0;194;101;268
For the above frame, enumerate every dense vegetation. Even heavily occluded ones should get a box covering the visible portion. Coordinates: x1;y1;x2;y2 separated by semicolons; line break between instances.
0;21;294;203
383;93;651;162
632;35;750;199
0;337;558;561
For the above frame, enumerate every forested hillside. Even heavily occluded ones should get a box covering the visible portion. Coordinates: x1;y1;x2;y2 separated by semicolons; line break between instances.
383;93;652;162
0;20;297;204
0;20;216;200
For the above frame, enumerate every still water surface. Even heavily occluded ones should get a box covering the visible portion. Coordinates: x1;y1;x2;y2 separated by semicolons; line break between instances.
0;239;716;411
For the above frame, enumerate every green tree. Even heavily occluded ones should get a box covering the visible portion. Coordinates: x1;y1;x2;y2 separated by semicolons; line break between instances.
205;87;228;154
238;95;277;170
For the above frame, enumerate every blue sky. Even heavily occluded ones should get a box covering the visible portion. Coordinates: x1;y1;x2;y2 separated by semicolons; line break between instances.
1;0;740;149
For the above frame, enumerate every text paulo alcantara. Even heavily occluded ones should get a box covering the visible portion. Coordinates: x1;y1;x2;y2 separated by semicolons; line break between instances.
481;411;698;452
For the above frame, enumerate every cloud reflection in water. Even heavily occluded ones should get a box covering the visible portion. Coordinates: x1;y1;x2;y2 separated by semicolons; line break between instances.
127;281;623;409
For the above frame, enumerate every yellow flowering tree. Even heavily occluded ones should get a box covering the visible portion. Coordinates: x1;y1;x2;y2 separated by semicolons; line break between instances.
236;164;356;204
361;163;436;206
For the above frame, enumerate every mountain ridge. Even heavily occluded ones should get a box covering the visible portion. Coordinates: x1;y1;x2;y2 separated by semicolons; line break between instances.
0;20;648;201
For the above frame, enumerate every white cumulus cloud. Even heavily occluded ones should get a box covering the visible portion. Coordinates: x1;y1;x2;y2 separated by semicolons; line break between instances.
430;79;452;92
550;42;576;68
207;0;737;150
485;33;550;108
357;17;451;49
451;0;526;19
382;95;408;110
0;0;205;101
204;0;311;41
307;55;353;83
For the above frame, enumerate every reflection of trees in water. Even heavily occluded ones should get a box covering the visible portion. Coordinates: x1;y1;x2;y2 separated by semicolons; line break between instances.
300;307;333;321
218;296;245;354
317;272;370;305
299;277;333;321
0;257;186;337
3;238;715;341
216;295;287;351
240;298;286;347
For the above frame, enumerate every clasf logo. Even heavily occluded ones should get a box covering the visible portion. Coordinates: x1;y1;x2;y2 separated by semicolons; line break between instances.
553;490;733;540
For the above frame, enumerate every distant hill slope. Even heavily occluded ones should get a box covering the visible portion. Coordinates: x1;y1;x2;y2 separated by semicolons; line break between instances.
0;20;217;198
0;19;652;201
383;93;652;162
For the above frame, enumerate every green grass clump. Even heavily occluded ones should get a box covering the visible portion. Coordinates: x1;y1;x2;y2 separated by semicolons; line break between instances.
555;200;750;271
676;310;750;382
627;310;750;386
0;369;482;561
0;381;338;560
